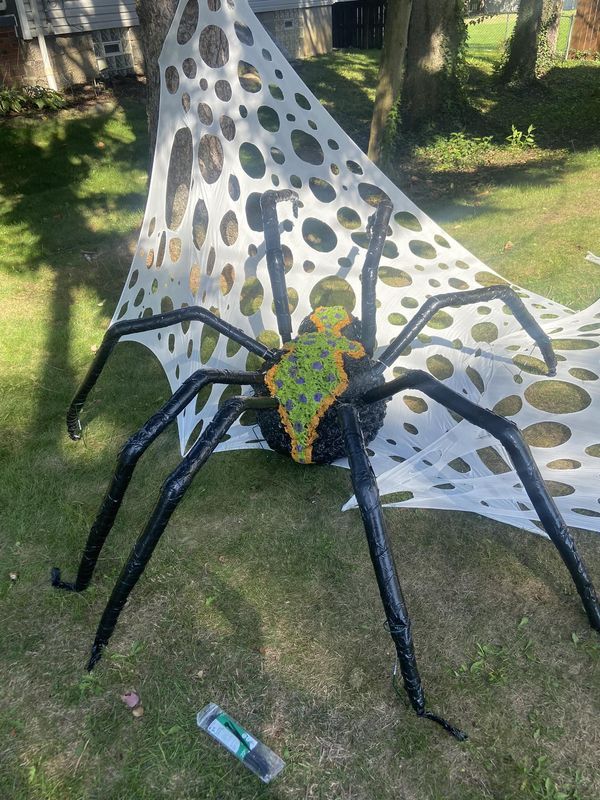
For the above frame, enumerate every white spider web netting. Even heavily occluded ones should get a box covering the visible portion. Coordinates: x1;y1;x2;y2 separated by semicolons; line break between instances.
113;0;600;536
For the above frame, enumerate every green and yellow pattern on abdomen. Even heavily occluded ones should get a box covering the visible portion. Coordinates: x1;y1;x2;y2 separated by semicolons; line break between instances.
265;307;365;463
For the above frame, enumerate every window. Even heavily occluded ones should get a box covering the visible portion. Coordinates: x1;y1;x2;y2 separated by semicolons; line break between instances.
92;28;134;76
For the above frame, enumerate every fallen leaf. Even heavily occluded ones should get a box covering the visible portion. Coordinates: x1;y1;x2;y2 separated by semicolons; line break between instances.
120;691;140;708
96;141;105;149
503;241;514;251
9;572;18;582
132;705;144;718
91;345;98;353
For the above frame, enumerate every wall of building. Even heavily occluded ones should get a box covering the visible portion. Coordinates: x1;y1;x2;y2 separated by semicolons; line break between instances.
2;3;331;89
1;26;144;87
257;4;332;59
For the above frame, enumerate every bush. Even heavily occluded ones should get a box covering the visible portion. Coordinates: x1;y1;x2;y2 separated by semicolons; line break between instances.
0;84;66;116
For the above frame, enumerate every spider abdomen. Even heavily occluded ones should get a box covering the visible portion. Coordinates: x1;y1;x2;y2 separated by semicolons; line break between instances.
256;307;387;464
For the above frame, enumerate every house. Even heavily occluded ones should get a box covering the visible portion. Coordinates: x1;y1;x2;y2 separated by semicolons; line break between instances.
0;0;337;89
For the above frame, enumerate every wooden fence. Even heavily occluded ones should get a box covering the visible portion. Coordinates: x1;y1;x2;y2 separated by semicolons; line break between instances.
569;0;600;55
332;0;387;50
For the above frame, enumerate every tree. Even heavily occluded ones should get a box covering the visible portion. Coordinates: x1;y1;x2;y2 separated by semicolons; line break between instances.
136;0;179;159
367;0;412;163
499;0;561;84
368;0;468;161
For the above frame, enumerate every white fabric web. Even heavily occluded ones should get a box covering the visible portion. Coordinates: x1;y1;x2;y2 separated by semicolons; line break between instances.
113;0;600;536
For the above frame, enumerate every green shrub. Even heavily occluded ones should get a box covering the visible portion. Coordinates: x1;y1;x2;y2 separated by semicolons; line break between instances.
0;84;65;116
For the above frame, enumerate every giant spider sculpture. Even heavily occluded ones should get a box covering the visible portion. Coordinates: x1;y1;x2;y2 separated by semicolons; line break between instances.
53;190;600;740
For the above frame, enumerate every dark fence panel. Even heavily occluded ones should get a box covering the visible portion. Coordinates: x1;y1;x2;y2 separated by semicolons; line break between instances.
332;0;387;50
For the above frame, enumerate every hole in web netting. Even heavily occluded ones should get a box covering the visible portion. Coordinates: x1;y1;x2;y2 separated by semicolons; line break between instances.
220;210;238;245
182;57;197;78
492;395;522;416
198;102;213;125
378;267;411;287
291;130;324;165
524;380;591;414
199;25;229;68
206;247;216;275
240;277;264;316
358;183;390;207
228;174;240;200
220;263;235;295
165;66;179;94
257;105;280;132
198;135;223;184
239;142;266;179
409;240;437;259
302;218;337;252
234;21;254;45
192;199;209;248
522;422;572;448
177;0;199;44
215;80;232;101
220;115;236;141
309;177;335;203
189;263;201;296
310;277;356;312
165;128;193;231
245;192;263;231
394;211;422;232
238;61;262;93
270;146;285;164
337;207;361;229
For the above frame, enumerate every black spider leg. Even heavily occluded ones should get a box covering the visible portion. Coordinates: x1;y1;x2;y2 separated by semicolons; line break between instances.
361;197;393;357
260;189;300;344
86;395;278;670
361;370;600;632
67;307;275;440
337;403;467;741
376;286;557;375
52;370;264;593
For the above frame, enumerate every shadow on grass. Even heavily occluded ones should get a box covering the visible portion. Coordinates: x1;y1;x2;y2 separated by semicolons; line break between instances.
0;92;160;453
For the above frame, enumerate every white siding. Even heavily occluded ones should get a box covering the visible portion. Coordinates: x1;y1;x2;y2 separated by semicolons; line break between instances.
22;0;138;38
19;0;342;40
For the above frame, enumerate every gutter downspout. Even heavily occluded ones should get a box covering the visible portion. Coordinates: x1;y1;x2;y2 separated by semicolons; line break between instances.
29;0;59;90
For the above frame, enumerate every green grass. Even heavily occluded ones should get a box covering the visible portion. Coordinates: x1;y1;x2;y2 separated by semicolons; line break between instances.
466;12;575;68
1;55;600;800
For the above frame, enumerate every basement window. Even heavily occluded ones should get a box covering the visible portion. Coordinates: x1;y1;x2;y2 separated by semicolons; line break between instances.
92;28;134;76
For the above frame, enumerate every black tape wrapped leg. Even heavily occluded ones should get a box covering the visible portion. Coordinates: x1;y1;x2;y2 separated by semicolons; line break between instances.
376;286;557;375
260;189;299;344
86;395;278;670
66;308;275;440
337;403;467;741
52;370;264;593
361;197;393;357
362;371;600;632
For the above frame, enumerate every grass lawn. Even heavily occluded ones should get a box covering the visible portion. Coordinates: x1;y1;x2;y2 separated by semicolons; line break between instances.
1;50;600;800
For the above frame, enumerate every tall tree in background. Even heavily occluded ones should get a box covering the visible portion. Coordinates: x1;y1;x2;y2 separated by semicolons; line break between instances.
136;0;179;159
401;0;468;130
499;0;561;84
368;0;468;162
367;0;412;163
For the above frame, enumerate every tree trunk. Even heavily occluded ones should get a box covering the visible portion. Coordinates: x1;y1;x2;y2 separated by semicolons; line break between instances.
367;0;412;164
136;0;179;161
400;0;468;132
543;0;562;55
499;0;544;84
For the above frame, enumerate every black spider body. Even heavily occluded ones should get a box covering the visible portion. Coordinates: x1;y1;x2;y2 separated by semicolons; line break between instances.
55;189;600;744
